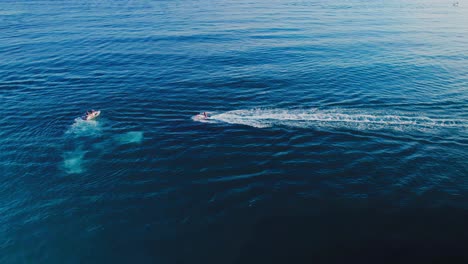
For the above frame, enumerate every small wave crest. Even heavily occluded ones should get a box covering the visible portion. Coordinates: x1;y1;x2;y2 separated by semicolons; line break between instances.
194;109;468;131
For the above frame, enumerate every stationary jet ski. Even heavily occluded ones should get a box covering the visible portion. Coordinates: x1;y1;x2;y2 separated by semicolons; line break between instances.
82;110;101;121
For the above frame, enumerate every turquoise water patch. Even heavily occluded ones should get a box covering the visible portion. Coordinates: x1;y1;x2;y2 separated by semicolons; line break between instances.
114;131;144;145
62;148;86;174
62;118;105;174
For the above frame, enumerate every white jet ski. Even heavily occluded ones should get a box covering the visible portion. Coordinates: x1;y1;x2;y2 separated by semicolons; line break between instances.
83;110;101;121
193;112;209;121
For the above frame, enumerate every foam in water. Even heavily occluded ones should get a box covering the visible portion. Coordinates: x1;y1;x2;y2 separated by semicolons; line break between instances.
195;109;467;131
66;118;103;137
62;149;86;174
114;131;144;145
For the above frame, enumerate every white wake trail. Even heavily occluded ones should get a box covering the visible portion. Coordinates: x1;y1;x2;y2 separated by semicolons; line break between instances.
195;109;468;131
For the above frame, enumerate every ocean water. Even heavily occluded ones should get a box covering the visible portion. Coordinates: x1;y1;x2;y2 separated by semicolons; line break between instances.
1;0;467;263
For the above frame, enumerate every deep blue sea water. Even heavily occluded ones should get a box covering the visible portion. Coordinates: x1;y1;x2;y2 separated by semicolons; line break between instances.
1;0;468;263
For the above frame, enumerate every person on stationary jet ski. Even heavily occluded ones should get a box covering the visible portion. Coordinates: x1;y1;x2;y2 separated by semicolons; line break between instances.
83;109;99;120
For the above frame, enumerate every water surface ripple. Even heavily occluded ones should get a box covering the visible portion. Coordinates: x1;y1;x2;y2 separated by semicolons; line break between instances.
1;0;467;263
